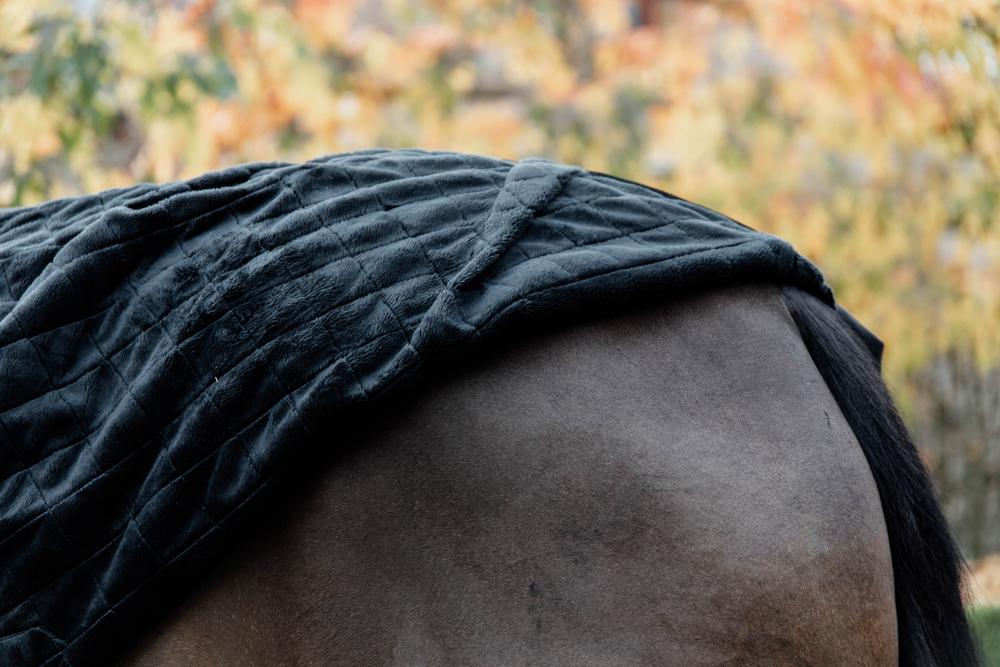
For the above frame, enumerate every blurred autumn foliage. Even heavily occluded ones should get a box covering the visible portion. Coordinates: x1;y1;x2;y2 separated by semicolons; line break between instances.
1;0;998;553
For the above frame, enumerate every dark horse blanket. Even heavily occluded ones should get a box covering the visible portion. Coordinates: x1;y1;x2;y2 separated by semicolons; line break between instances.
2;149;842;665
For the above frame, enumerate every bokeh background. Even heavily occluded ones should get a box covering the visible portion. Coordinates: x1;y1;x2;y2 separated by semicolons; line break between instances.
2;0;999;642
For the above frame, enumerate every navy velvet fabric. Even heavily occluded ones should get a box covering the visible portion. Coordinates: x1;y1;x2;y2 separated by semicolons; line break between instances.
0;149;834;665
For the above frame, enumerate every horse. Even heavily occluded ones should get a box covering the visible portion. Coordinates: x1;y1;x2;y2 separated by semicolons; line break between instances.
0;150;977;665
118;283;973;665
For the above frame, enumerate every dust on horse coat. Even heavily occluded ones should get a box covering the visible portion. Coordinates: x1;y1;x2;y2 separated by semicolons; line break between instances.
0;150;976;665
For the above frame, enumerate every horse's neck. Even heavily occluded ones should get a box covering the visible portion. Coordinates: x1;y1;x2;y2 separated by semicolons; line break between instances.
123;284;897;666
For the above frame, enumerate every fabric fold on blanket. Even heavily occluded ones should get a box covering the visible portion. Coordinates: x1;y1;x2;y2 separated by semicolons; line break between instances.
1;148;836;666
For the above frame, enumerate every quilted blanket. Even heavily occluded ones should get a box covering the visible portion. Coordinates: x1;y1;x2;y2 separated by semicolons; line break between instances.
0;149;835;665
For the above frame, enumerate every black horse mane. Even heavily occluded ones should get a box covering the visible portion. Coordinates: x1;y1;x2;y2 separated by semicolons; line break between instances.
781;286;980;666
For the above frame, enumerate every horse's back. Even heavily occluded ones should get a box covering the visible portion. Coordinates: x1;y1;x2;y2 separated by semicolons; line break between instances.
123;284;897;665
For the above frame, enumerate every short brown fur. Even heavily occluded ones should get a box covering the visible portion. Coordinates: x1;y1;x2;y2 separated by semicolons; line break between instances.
123;284;897;666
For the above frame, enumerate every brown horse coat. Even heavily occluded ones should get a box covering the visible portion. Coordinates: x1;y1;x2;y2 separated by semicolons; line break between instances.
123;284;897;665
